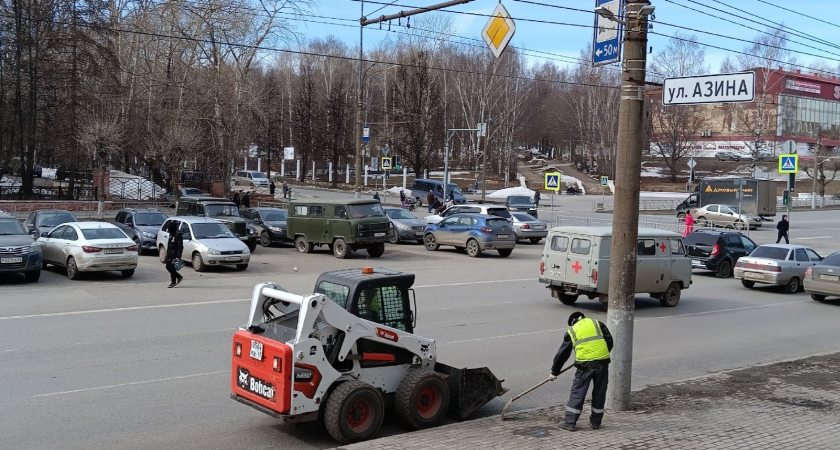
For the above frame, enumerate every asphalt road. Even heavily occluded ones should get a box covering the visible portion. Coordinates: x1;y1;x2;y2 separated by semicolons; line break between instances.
2;201;839;450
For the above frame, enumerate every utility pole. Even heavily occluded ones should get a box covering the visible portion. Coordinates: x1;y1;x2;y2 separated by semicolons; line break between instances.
478;122;488;202
605;0;653;412
354;0;365;199
811;131;820;209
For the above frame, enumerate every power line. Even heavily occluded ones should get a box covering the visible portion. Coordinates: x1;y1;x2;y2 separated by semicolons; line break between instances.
346;0;840;77
754;0;840;30
677;0;839;51
0;12;620;91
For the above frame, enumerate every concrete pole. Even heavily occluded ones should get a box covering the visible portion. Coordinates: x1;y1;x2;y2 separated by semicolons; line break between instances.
281;161;285;178
346;164;350;184
444;135;450;201
480;128;487;203
257;158;261;173
403;167;407;189
354;0;365;199
296;159;301;182
312;161;316;182
244;155;247;171
329;162;333;183
364;165;369;186
606;0;651;412
811;134;820;209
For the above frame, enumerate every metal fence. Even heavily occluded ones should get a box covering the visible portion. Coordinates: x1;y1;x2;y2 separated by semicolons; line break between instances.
109;177;166;201
0;184;98;200
552;214;763;236
1;201;175;219
593;199;683;212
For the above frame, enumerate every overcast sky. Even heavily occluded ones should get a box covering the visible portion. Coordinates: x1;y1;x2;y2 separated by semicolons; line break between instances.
283;0;840;74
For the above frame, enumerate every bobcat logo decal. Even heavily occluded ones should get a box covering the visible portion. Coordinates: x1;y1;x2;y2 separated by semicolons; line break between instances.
238;367;250;389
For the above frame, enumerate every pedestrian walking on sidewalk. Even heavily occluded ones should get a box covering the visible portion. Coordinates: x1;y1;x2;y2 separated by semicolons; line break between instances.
400;188;406;209
776;214;790;244
242;192;251;208
164;221;184;288
426;190;435;213
282;182;288;199
534;190;541;208
269;180;276;195
551;311;613;431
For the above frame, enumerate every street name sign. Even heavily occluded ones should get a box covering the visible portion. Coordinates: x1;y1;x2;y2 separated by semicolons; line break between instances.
663;72;755;105
778;154;799;174
545;173;561;192
381;157;392;170
592;0;622;66
482;4;516;59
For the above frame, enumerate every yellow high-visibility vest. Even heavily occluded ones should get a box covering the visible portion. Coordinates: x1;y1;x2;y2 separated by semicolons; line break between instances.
567;318;610;362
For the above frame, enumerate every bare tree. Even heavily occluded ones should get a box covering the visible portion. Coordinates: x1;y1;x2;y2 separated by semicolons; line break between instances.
649;103;708;181
78;105;124;218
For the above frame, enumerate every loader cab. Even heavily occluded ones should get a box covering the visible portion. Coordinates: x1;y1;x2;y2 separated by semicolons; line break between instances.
314;267;416;333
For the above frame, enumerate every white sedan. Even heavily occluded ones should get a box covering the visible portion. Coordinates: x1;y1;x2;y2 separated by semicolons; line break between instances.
37;222;138;280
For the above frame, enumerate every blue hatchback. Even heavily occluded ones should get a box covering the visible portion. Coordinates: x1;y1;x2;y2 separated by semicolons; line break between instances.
423;213;515;257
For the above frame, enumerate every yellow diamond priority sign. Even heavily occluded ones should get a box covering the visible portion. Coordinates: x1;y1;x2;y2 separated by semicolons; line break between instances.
482;3;516;59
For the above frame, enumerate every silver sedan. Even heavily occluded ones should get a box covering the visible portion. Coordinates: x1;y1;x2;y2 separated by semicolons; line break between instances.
734;244;821;294
804;251;840;302
37;222;138;280
510;213;547;244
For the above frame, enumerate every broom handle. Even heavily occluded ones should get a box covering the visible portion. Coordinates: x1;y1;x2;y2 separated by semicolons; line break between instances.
510;363;574;402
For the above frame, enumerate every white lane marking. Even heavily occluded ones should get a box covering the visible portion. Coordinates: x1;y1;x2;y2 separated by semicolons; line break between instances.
793;236;832;240
636;300;808;321
33;370;227;398
415;278;536;288
442;300;808;344
435;301;515;311
0;298;248;320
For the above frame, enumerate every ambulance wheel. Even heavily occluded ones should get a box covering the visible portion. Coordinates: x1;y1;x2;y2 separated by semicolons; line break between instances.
395;370;450;430
558;292;578;305
324;380;385;444
660;282;681;307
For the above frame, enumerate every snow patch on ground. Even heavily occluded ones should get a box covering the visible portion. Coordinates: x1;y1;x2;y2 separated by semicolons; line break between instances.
429;171;470;176
487;186;536;199
383;186;412;197
108;170;165;200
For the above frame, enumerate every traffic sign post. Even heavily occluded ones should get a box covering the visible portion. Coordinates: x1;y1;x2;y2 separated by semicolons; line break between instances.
600;176;609;204
481;4;516;59
545;172;561;219
778;154;799;225
687;157;697;184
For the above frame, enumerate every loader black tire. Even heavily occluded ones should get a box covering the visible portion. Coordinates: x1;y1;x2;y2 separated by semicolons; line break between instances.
395;370;450;430
324;380;384;444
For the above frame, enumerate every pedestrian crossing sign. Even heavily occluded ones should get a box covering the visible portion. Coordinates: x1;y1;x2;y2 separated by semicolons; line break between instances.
545;173;561;192
381;157;392;170
778;154;798;174
600;176;609;187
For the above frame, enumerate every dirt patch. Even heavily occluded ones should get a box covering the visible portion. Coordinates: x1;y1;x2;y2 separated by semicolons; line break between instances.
630;353;840;413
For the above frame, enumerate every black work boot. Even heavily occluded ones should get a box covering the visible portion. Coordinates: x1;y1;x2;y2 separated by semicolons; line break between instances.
589;421;601;430
558;422;577;432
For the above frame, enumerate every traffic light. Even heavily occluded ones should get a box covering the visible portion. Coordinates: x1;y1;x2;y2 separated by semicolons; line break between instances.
394;155;402;170
385;170;391;180
782;190;790;205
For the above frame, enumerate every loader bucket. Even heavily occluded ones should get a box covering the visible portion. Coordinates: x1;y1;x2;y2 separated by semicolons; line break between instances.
435;363;508;420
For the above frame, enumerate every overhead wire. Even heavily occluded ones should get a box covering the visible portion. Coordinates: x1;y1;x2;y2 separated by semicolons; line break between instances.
0;11;620;91
754;0;840;30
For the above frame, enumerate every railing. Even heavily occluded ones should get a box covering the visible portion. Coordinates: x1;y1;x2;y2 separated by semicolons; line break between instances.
109;177;166;201
778;196;840;208
553;214;762;235
593;199;683;212
0;184;98;200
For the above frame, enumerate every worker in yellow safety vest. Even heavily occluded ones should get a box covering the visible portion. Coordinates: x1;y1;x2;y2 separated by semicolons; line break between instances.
550;311;613;431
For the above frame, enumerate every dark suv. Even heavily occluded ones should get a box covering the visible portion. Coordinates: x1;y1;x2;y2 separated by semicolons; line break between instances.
684;230;756;278
113;208;168;254
0;212;42;282
175;197;258;251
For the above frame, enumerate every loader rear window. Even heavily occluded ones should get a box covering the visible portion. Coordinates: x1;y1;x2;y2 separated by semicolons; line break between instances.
316;282;349;308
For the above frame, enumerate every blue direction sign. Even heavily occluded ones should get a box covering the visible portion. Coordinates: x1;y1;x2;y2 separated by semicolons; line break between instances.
592;0;622;66
362;125;370;143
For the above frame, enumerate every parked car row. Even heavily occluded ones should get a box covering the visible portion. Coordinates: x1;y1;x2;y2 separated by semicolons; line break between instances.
684;229;840;300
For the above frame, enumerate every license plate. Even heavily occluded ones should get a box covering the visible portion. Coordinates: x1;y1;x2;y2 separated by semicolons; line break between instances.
225;256;241;261
497;234;509;238
104;249;123;254
374;232;386;237
691;261;704;267
415;232;424;237
744;271;763;278
820;274;839;282
250;340;263;360
1;257;22;264
534;225;545;229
